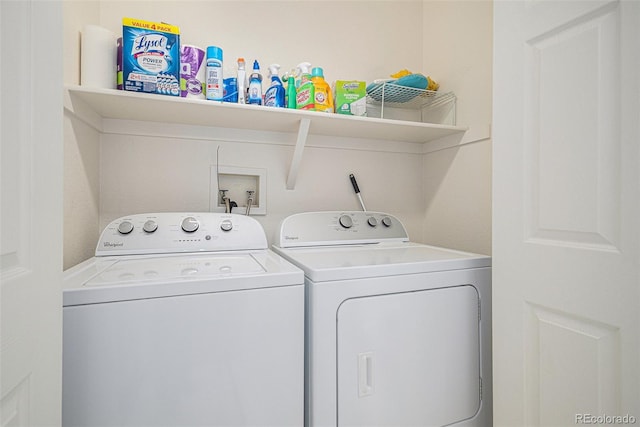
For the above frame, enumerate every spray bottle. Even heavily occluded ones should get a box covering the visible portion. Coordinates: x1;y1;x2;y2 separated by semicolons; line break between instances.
264;64;285;108
286;71;297;109
247;60;263;105
295;62;312;88
295;61;314;110
282;68;295;108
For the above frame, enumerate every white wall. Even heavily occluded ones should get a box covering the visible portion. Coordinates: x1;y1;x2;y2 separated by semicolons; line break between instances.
98;132;425;243
63;1;101;268
421;0;493;255
62;0;493;268
98;0;424;86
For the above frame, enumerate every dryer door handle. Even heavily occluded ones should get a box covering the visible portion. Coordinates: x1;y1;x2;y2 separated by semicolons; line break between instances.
358;352;375;397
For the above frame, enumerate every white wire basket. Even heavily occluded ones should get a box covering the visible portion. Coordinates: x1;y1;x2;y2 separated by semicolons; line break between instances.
366;81;457;125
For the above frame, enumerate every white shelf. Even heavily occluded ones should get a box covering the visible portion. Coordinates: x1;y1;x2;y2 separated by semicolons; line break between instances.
64;85;468;188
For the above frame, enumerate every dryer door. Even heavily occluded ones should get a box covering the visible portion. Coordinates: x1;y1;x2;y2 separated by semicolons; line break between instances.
337;285;480;426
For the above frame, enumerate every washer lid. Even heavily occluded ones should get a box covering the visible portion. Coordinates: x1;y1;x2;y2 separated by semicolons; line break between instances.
63;250;303;306
273;242;491;282
85;254;266;287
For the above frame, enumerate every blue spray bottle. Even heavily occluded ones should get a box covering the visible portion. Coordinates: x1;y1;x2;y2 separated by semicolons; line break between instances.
247;60;263;105
264;64;285;108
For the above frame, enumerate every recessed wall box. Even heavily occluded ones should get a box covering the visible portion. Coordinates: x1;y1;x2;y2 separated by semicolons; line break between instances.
210;166;267;215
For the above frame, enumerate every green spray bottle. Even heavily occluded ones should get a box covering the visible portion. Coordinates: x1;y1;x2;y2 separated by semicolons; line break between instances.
286;75;296;109
295;62;314;110
283;68;297;109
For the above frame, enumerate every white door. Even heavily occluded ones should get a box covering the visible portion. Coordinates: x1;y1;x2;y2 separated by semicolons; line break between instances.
493;1;639;426
1;1;63;425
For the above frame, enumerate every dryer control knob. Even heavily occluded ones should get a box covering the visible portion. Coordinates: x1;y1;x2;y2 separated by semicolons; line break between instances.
339;215;353;229
381;217;393;227
367;217;378;227
117;220;134;235
143;220;158;233
181;217;199;233
220;219;233;232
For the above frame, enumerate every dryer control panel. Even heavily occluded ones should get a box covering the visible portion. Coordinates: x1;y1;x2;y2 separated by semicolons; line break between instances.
276;211;409;248
96;212;268;256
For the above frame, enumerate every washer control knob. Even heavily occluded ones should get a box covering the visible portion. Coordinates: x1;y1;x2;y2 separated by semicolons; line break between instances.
381;217;393;227
220;219;233;232
339;215;353;229
117;220;134;235
181;217;199;233
143;220;158;233
367;217;378;227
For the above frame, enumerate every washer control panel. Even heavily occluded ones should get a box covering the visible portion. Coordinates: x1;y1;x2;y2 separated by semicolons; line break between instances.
276;211;409;248
96;212;268;256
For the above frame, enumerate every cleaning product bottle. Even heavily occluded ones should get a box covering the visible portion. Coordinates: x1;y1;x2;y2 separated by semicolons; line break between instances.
264;64;285;108
282;68;294;108
247;60;263;105
237;57;247;104
311;67;334;113
295;62;314;110
295;62;312;88
286;74;297;109
205;46;224;101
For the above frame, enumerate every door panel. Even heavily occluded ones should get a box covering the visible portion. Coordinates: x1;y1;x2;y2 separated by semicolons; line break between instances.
0;1;63;425
493;0;639;425
523;2;621;251
525;304;620;425
337;285;480;426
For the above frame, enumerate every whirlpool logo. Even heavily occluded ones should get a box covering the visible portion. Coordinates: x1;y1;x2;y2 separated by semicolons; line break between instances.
103;242;124;248
284;236;299;240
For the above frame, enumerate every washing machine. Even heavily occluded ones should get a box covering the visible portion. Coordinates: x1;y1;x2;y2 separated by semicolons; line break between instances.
62;212;304;427
272;211;492;427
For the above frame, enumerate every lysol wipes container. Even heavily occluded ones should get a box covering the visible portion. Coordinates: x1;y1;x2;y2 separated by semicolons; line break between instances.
206;46;224;101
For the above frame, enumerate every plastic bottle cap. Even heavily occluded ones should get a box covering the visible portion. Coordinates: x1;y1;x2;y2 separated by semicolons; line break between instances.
311;67;324;78
253;60;260;70
207;46;223;61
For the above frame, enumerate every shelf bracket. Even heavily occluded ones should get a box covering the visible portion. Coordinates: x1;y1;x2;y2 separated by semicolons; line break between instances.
286;118;311;190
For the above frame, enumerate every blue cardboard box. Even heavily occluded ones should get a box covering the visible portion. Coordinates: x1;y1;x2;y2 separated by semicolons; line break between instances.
122;17;180;96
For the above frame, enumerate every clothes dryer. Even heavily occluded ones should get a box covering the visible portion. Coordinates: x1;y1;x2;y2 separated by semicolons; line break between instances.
63;212;304;427
273;211;492;427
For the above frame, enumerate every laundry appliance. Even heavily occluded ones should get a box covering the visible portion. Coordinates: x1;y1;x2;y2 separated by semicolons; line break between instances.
62;212;304;427
273;211;492;427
